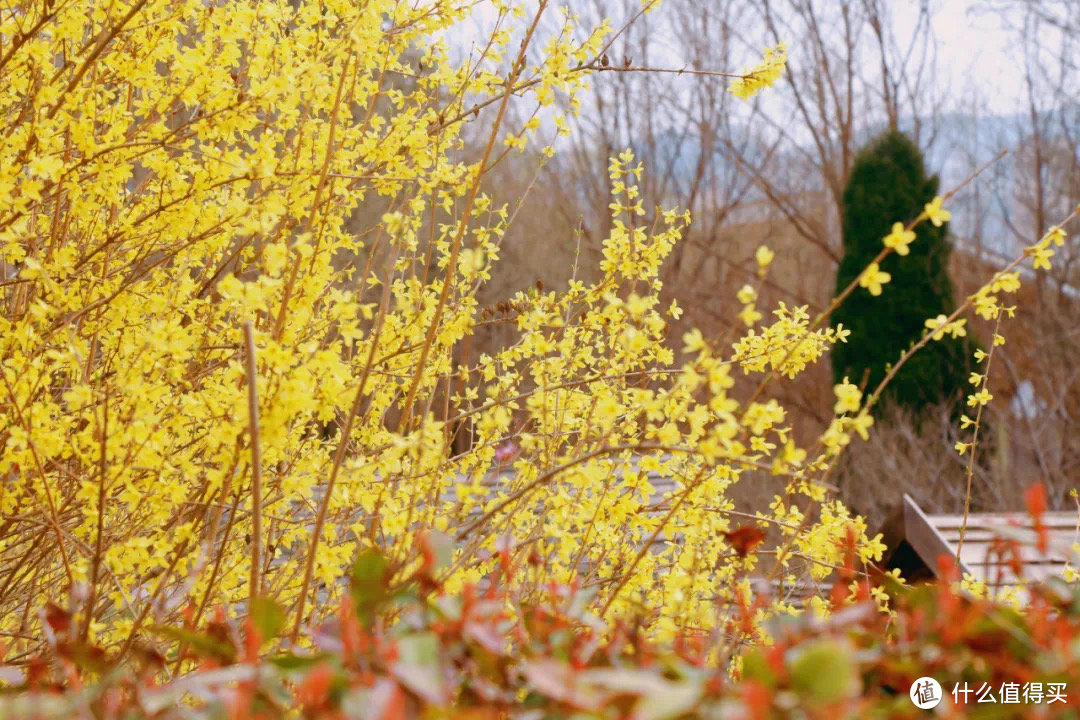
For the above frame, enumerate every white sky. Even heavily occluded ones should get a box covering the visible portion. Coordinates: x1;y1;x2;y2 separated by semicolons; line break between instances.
895;0;1025;114
462;0;1049;116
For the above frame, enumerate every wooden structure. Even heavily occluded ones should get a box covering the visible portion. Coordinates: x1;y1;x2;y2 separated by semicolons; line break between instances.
882;494;1079;589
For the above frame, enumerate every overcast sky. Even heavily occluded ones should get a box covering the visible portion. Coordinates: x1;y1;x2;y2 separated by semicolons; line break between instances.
462;0;1064;116
897;0;1023;114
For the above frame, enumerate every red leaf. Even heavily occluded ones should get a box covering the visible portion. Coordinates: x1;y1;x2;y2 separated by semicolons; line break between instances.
295;662;334;709
1024;483;1049;552
43;602;72;635
25;656;51;688
722;526;766;558
1024;483;1048;518
740;679;773;720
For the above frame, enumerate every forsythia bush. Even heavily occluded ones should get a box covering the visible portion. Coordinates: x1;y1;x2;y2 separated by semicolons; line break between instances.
0;0;1075;677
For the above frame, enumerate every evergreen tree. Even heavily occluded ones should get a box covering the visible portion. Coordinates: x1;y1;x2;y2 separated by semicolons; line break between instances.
831;130;973;411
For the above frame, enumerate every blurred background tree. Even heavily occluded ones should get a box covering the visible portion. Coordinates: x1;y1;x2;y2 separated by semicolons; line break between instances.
831;130;975;412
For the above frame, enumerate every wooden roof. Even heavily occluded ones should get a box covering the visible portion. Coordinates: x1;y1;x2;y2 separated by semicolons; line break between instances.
901;493;1079;588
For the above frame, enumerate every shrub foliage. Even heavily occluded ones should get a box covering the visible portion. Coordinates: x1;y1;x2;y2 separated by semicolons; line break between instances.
0;0;891;655
3;512;1079;719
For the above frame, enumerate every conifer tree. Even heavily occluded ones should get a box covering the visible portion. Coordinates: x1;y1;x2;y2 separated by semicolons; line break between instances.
831;130;973;411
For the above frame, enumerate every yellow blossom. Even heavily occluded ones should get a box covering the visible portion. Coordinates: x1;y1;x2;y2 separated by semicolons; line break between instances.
833;377;862;415
859;262;891;296
1029;244;1055;270
755;245;775;273
924;196;951;227
738;304;763;327
1046;225;1066;247
728;44;788;101
882;222;916;256
683;328;707;354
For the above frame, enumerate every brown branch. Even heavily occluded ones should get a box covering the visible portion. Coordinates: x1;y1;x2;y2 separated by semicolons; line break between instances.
243;321;263;603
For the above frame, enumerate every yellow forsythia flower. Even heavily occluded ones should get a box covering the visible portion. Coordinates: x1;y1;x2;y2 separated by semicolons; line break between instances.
924;196;951;227
859;262;891;296
833;377;862;415
882;222;916;256
729;44;788;101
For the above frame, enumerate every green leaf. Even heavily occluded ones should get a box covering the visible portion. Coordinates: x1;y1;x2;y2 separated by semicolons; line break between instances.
149;624;234;663
741;648;777;688
578;667;703;718
0;696;75;718
350;549;390;621
250;597;286;641
521;658;603;710
789;639;860;704
268;652;331;671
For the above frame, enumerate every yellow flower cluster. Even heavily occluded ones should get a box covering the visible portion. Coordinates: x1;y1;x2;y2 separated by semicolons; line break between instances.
0;0;608;644
950;215;1075;513
731;303;849;379
0;0;889;661
728;45;789;101
1024;223;1067;271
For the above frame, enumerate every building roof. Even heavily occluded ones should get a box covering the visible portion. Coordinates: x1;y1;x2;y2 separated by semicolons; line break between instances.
894;493;1079;588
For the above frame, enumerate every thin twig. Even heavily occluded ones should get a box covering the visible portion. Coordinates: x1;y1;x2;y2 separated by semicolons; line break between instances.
82;382;109;641
243;321;263;604
597;65;744;79
956;314;1002;560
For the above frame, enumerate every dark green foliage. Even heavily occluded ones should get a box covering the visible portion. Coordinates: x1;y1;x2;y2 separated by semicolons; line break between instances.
831;130;973;411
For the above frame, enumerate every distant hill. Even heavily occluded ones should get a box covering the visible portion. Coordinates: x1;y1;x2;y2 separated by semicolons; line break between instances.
632;105;1079;257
